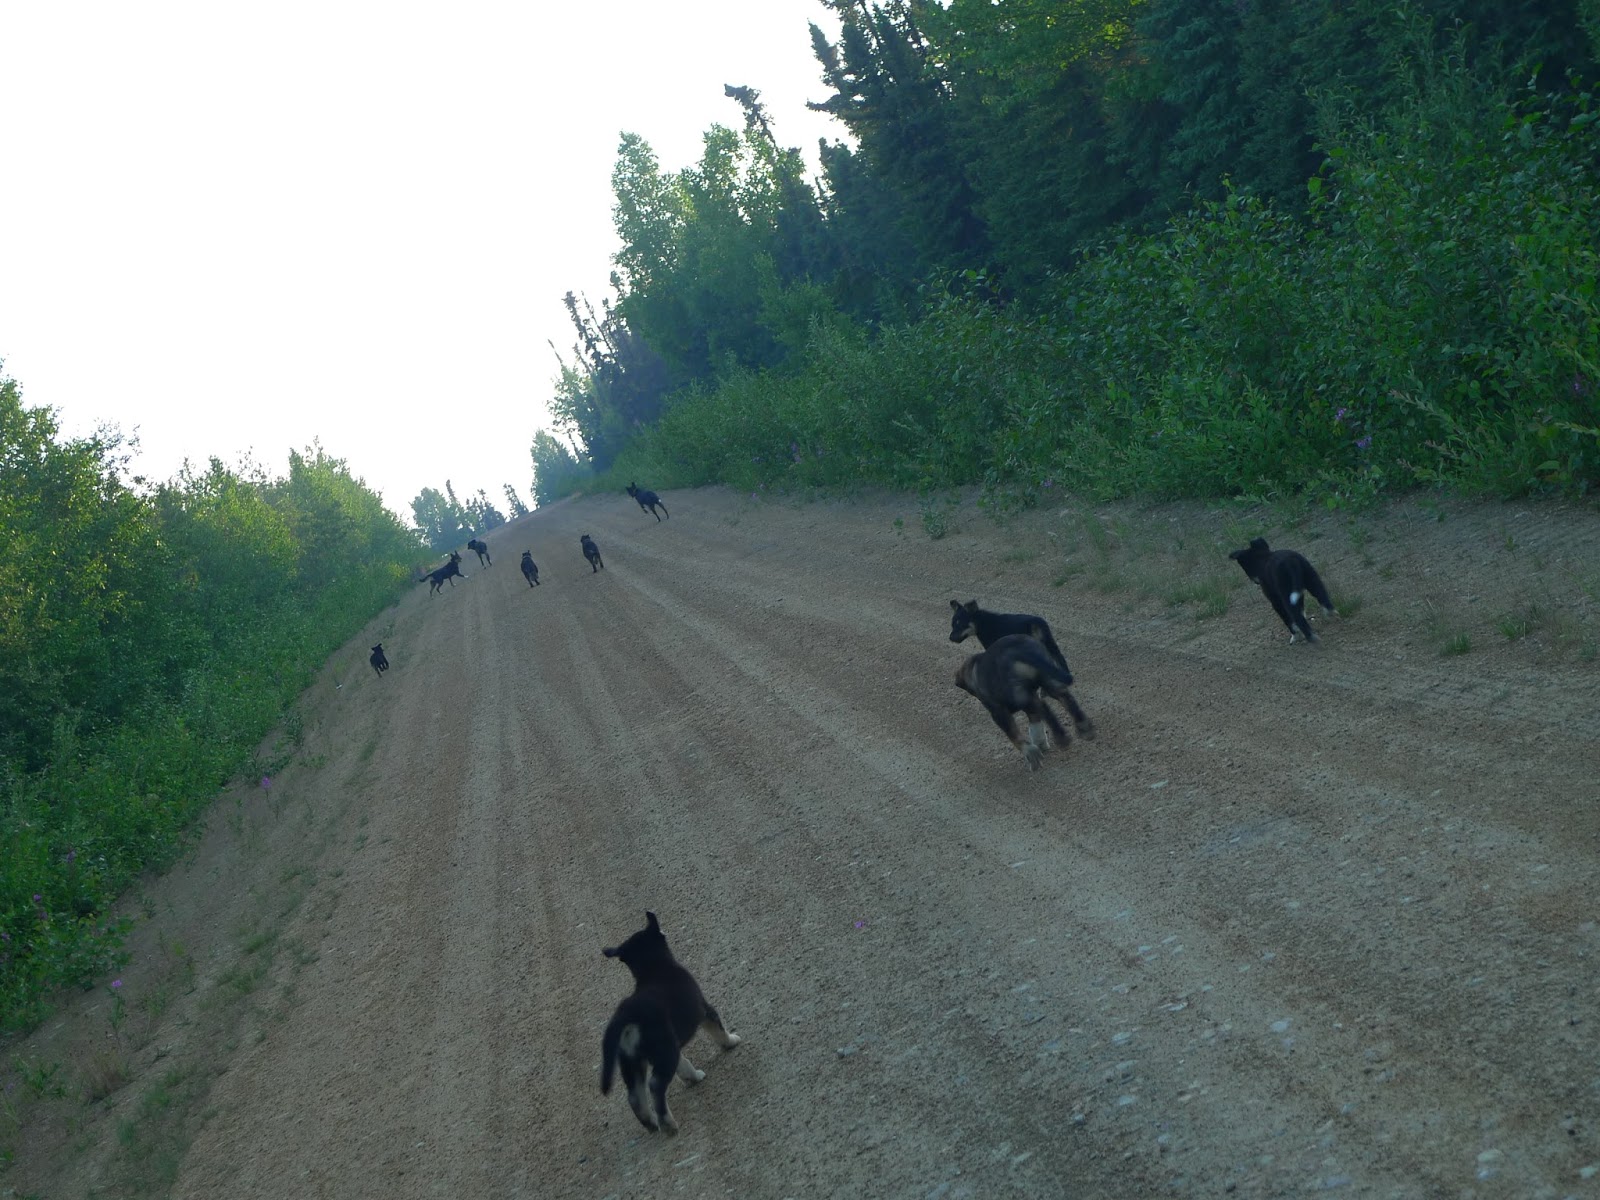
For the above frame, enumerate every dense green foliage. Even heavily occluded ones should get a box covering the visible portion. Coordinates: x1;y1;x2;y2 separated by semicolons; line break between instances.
1;381;418;1030
534;1;1600;506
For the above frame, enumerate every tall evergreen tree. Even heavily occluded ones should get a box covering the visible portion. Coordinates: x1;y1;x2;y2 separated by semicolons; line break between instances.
808;1;990;276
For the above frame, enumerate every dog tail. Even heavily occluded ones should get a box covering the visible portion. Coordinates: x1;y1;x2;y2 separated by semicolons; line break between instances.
601;1015;640;1094
1028;626;1073;685
1304;565;1336;614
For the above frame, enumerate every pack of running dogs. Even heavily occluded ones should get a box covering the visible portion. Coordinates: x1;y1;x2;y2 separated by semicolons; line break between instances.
395;495;1339;1136
409;482;667;600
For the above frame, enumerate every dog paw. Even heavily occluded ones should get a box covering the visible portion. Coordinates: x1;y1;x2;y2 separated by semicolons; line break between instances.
660;1115;679;1136
1022;744;1044;770
1076;721;1097;740
723;1032;742;1049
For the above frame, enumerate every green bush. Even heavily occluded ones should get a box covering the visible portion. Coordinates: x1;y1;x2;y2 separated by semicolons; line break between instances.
594;59;1597;510
0;386;416;1032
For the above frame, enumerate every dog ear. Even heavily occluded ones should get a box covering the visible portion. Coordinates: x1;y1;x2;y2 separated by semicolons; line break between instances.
964;600;979;613
602;945;620;958
949;599;963;612
1250;537;1269;551
645;911;660;930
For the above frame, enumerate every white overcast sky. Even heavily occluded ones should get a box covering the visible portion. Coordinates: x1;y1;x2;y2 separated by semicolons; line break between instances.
0;2;844;519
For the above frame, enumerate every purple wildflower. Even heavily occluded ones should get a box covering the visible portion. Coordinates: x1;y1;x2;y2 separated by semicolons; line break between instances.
111;979;123;989
1335;407;1348;422
1356;436;1372;450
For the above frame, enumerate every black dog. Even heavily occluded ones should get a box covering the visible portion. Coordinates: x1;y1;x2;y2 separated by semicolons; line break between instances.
421;551;464;595
581;534;604;572
1228;537;1337;644
601;912;741;1136
949;599;1071;672
948;599;1089;731
627;482;669;521
955;634;1094;770
519;551;540;587
467;537;492;567
369;644;389;676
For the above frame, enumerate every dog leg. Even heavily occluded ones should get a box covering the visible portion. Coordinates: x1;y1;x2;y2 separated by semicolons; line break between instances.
1036;700;1071;750
675;1054;705;1084
701;1010;741;1050
986;705;1039;768
1288;594;1319;644
650;1074;678;1135
623;1065;659;1132
1056;689;1095;738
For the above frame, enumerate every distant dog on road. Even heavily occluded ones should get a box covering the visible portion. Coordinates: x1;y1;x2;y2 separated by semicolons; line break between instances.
519;551;540;587
581;534;604;572
1228;537;1337;644
627;482;669;521
956;634;1094;770
601;911;740;1136
467;537;492;567
369;644;389;676
421;551;464;595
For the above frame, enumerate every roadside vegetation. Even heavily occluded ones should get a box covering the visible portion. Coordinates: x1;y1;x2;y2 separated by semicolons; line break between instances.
535;3;1599;510
0;384;418;1032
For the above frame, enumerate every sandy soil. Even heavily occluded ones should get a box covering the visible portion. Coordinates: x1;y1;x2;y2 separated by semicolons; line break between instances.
6;486;1600;1199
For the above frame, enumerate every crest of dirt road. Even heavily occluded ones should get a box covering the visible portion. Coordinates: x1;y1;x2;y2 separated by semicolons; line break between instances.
4;486;1598;1197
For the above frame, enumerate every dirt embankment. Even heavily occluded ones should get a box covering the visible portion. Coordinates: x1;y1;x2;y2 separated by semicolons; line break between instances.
6;488;1599;1199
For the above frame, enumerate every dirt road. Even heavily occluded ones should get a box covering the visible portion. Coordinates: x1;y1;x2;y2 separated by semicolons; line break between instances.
11;487;1600;1198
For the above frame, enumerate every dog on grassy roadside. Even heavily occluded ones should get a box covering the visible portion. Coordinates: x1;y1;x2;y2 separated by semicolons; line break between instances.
626;482;669;521
955;634;1094;770
421;552;464;595
519;551;540;587
581;534;604;572
948;600;1091;735
1228;537;1337;644
369;644;389;676
601;911;741;1136
467;537;492;567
